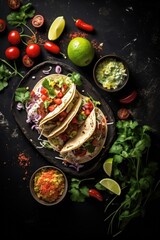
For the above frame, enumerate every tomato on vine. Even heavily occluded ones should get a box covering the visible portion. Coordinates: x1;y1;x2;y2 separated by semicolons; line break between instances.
8;30;21;45
5;46;20;60
26;43;41;58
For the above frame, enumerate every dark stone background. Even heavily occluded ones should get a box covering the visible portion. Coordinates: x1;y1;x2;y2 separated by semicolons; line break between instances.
1;0;160;239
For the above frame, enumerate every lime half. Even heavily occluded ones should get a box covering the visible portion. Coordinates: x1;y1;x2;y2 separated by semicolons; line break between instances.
103;158;113;177
48;16;65;41
99;178;121;195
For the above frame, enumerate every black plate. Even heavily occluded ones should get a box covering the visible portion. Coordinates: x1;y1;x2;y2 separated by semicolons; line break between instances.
11;60;116;177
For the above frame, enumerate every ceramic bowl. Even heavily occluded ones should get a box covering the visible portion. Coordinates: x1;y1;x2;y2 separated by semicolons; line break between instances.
29;165;68;206
93;55;129;92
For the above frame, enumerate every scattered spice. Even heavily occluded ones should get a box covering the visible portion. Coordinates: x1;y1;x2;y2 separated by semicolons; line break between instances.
68;31;88;39
18;152;30;180
91;40;104;52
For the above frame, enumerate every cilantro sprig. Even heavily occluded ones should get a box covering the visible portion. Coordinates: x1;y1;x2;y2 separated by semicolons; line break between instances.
67;72;82;86
0;59;23;92
102;120;159;236
15;87;30;104
7;3;35;27
7;3;36;43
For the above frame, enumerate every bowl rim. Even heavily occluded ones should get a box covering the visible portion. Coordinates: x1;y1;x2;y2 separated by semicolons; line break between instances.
93;54;129;92
29;165;68;206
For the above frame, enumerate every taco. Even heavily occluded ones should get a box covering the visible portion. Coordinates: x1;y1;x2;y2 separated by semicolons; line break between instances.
39;90;82;138
25;74;76;129
48;94;96;151
60;107;107;164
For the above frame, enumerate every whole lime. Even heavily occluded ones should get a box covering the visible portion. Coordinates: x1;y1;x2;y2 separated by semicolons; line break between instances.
67;37;95;67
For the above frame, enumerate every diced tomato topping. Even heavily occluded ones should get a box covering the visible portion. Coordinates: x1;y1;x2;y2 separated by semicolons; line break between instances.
84;102;93;110
62;84;68;91
53;98;62;105
57;91;63;98
84;109;91;116
40;87;48;95
41;95;48;101
48;105;56;112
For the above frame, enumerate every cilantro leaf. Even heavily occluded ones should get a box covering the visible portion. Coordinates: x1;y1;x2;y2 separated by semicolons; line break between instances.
7;3;35;26
0;64;13;91
15;87;30;104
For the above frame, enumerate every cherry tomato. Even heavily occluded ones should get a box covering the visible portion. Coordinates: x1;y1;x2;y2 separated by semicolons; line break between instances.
26;43;41;58
5;46;20;60
88;189;103;201
8;30;21;45
119;90;138;104
22;54;34;68
7;0;21;10
31;15;44;28
117;108;130;120
0;19;6;33
44;41;60;54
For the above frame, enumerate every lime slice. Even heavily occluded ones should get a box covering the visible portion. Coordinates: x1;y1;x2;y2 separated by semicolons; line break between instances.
99;178;121;195
48;16;65;41
103;158;113;177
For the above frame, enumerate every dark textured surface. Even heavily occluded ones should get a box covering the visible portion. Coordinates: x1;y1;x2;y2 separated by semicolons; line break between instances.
1;0;160;239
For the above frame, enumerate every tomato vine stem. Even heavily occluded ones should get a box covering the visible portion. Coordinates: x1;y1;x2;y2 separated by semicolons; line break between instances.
0;58;23;78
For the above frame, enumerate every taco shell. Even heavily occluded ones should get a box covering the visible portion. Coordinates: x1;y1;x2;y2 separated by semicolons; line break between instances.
60;107;108;164
40;91;82;138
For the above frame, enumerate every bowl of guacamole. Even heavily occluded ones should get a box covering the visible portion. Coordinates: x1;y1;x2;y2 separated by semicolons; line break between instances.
93;55;129;92
30;165;68;206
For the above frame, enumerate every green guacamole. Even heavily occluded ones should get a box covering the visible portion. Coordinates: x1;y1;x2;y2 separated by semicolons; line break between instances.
95;58;127;90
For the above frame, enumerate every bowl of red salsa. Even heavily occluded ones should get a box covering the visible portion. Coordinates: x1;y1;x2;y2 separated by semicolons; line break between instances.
29;165;68;206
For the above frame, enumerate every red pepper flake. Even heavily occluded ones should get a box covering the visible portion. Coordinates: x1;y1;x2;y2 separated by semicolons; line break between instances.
91;39;104;52
18;152;30;167
68;31;88;39
18;153;30;180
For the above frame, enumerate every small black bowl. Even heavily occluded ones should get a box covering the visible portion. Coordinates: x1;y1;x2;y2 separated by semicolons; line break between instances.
93;55;129;92
29;165;68;206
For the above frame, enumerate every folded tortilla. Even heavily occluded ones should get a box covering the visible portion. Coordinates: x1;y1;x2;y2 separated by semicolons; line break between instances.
48;94;96;152
39;90;82;138
26;74;76;128
60;107;108;164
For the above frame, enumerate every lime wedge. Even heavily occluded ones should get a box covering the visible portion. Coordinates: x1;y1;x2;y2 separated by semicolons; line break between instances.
48;16;65;41
99;178;121;195
103;158;113;177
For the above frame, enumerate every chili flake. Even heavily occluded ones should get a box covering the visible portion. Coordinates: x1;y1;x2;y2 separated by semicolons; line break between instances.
18;152;30;167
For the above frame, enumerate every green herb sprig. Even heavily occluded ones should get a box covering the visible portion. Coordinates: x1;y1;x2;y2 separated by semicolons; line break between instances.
67;72;82;86
102;120;159;236
7;3;36;44
0;59;23;92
